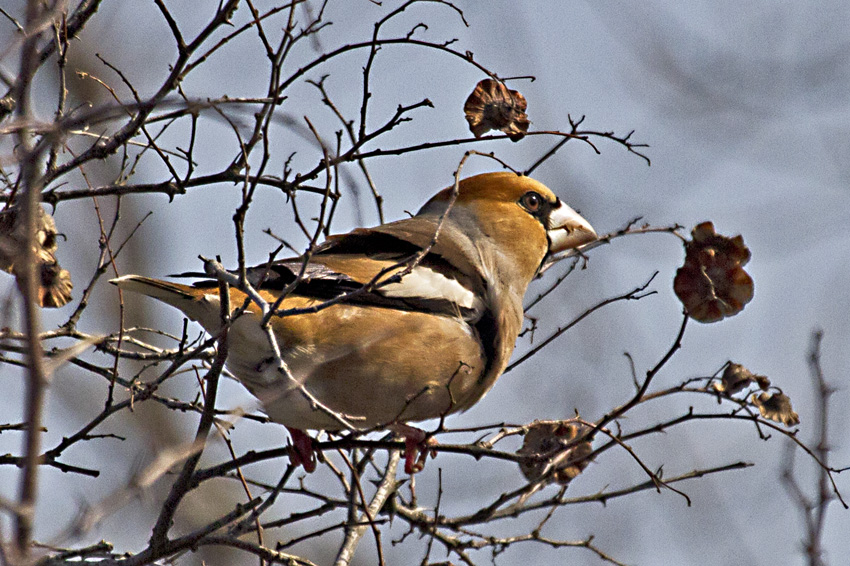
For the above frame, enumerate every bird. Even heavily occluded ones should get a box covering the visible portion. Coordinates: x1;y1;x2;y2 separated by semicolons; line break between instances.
111;171;597;473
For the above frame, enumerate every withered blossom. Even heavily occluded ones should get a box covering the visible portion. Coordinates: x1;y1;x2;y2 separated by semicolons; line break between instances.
0;203;73;308
752;391;800;427
518;420;593;485
673;221;753;323
39;262;74;308
463;78;529;141
712;362;770;395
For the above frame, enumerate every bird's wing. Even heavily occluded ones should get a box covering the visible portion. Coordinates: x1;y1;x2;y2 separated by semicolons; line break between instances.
187;216;485;321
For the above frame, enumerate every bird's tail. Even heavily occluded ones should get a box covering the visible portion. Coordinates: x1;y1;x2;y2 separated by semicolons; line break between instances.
110;275;222;331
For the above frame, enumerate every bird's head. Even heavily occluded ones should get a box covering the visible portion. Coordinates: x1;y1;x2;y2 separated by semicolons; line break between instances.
418;171;597;282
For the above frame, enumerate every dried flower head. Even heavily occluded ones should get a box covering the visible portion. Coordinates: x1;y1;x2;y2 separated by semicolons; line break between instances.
464;78;529;141
673;221;753;323
712;362;770;395
518;420;593;486
0;203;72;308
38;262;74;308
752;391;800;427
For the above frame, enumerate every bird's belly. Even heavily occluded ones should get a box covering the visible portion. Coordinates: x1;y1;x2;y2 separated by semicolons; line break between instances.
223;298;488;430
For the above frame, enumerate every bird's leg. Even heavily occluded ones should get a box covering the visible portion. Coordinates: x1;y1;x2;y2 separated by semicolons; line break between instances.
389;423;438;474
287;427;317;472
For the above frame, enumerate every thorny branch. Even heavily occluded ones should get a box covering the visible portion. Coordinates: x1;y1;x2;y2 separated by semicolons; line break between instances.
0;2;844;566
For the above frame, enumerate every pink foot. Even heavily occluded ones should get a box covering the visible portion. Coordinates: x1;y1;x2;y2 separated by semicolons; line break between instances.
390;424;437;474
287;427;317;472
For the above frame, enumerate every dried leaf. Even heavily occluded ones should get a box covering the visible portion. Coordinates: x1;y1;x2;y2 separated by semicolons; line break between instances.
518;420;593;486
674;221;753;323
463;78;529;141
752;391;800;427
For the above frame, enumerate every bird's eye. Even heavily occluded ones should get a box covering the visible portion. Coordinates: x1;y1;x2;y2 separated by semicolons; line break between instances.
520;192;543;213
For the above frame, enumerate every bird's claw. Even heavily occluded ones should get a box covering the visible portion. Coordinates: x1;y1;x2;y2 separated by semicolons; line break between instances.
287;427;317;472
390;423;438;474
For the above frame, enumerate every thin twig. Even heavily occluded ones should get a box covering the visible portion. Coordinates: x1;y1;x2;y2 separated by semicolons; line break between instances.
334;451;400;566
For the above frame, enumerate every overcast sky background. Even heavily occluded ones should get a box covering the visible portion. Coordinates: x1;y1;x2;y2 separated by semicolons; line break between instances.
2;1;849;565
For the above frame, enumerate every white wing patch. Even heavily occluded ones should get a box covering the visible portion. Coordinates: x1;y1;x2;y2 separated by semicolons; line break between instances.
380;265;483;315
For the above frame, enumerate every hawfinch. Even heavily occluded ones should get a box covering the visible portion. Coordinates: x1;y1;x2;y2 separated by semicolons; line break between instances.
112;172;596;472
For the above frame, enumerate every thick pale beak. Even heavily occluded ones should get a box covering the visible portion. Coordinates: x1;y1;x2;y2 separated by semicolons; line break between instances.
547;201;597;253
